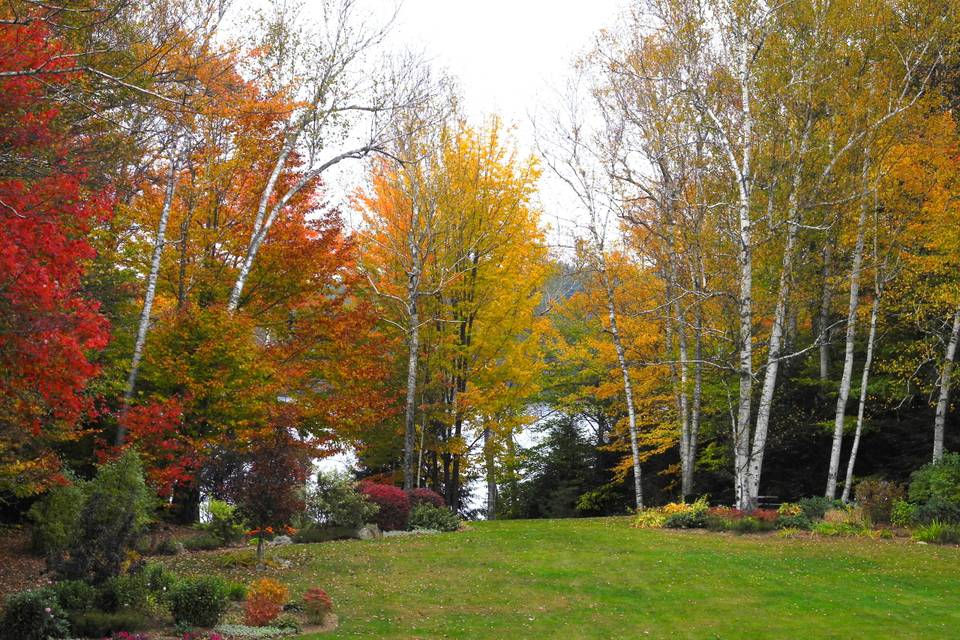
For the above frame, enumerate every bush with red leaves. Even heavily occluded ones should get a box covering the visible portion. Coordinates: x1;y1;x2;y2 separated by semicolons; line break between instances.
407;487;445;508
358;483;410;531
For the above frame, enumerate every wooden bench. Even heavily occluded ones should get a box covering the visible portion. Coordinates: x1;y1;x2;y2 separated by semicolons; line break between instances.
756;496;781;510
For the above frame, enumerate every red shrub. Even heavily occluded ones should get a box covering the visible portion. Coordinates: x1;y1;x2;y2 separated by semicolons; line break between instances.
359;482;410;531
407;487;445;508
707;507;778;523
303;587;333;624
751;509;779;523
244;578;288;627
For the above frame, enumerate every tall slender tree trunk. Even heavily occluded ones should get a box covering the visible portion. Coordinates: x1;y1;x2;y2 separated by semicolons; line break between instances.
683;298;703;498
841;287;882;502
403;294;420;490
118;144;182;445
600;260;643;510
826;159;870;498
746;122;809;507
484;426;496;519
818;240;834;383
734;193;753;509
227;140;297;312
933;306;960;462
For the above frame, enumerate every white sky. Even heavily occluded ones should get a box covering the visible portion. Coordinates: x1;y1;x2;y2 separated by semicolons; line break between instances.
289;0;625;245
381;1;621;124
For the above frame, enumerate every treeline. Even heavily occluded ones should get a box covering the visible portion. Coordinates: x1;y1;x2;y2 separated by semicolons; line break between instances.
0;0;548;521
3;0;960;525
523;0;960;515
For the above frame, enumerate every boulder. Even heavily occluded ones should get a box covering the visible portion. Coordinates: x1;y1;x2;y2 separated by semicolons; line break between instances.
269;534;293;546
356;524;382;540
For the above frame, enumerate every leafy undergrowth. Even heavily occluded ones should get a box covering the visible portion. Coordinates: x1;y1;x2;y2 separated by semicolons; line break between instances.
161;517;960;639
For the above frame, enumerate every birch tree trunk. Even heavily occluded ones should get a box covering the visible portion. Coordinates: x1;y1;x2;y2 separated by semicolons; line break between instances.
596;244;643;510
731;36;755;511
933;306;960;462
117;144;182;445
603;269;644;510
841;287;882;502
745;121;810;507
825;161;870;498
683;298;703;498
818;240;834;383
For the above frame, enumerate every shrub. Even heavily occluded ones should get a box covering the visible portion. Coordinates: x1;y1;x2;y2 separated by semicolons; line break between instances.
0;589;69;640
183;533;222;551
273;613;302;632
51;579;97;613
307;472;379;530
142;562;178;602
891;500;918;528
170;576;228;628
408;503;460;532
224;580;248;601
913;520;960;545
302;587;333;625
633;508;668;528
407;487;445;508
914;497;960;525
777;502;803;517
854;479;905;524
97;573;150;613
244;578;289;627
798;496;844;521
27;474;86;558
909;452;960;505
204;499;245;546
214;550;265;569
823;506;863;526
704;506;779;533
69;610;151;637
662;497;709;529
292;524;356;544
57;452;154;584
152;536;182;555
775;513;812;530
358;483;410;531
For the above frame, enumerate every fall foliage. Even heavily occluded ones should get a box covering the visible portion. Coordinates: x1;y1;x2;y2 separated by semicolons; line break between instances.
1;0;960;530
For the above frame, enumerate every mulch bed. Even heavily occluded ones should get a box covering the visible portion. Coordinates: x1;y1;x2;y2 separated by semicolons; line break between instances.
0;527;51;602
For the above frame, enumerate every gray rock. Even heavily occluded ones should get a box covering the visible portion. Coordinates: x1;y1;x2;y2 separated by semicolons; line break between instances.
269;534;293;546
356;524;382;540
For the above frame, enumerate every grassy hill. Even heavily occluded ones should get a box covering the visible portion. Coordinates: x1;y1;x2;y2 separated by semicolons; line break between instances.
164;517;960;639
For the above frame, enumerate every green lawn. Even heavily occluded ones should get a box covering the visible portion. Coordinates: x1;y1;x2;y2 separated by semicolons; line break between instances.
164;517;960;639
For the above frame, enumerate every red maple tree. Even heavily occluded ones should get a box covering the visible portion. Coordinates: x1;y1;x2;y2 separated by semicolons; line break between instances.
0;18;111;495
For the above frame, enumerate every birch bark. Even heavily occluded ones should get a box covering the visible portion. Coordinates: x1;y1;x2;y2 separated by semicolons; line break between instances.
933;306;960;462
841;287;882;502
117;142;182;445
825;158;871;498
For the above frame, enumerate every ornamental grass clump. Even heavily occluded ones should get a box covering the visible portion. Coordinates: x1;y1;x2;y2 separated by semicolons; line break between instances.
303;587;334;625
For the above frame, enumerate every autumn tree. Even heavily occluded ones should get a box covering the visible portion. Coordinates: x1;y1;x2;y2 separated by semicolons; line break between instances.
0;15;111;495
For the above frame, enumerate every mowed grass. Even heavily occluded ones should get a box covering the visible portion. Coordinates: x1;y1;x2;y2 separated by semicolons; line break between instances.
163;517;960;639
